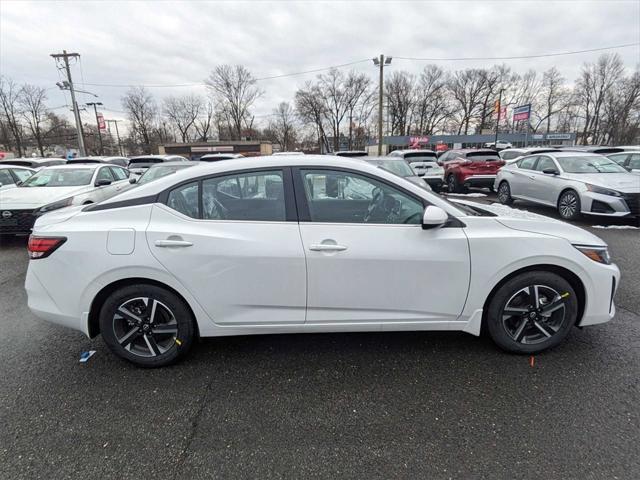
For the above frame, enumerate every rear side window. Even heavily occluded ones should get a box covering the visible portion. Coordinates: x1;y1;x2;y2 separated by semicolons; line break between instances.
501;151;521;160
110;167;129;180
202;170;285;221
167;182;199;218
517;156;538;170
0;170;14;185
466;152;500;161
96;167;115;182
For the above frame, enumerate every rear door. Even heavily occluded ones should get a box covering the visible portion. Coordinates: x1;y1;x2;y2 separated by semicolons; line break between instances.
509;156;538;199
294;167;470;328
146;168;306;326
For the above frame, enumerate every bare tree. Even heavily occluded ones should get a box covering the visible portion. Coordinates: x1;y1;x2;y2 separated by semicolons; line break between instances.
121;86;158;153
268;102;297;151
411;65;451;135
0;76;25;156
385;71;415;136
295;82;329;150
317;68;350;150
600;69;640;144
205;65;262;140
194;97;215;141
344;72;372;149
576;53;625;144
19;84;48;156
529;67;569;133
448;69;488;135
163;94;202;143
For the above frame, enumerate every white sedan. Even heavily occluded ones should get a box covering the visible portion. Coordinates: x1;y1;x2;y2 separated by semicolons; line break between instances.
0;165;36;191
25;156;620;367
0;164;130;235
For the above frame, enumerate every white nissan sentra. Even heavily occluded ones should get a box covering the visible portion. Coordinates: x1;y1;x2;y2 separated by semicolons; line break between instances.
25;155;620;367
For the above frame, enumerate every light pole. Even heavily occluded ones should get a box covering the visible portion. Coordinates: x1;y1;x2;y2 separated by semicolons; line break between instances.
372;55;392;155
86;102;104;155
494;88;504;148
106;119;124;156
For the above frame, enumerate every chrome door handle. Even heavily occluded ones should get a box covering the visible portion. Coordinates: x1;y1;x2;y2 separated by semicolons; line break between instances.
309;244;347;252
155;239;193;248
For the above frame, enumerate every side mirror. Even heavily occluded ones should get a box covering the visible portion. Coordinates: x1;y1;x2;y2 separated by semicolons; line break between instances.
542;168;559;175
129;177;138;184
422;206;448;230
95;179;112;187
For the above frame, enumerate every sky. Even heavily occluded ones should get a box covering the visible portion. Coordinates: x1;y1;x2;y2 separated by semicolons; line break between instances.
1;0;639;134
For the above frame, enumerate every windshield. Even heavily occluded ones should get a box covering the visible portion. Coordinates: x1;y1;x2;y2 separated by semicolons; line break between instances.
466;152;501;161
557;156;628;173
369;160;415;177
138;164;192;185
21;168;93;187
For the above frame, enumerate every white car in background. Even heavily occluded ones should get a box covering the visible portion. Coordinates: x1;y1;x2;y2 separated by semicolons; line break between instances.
0;164;130;235
26;155;619;367
495;152;640;220
606;151;640;175
484;140;513;149
0;165;36;191
387;149;444;191
499;148;562;164
128;155;189;176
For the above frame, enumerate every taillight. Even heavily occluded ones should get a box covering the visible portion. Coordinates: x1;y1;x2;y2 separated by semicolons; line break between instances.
27;236;67;259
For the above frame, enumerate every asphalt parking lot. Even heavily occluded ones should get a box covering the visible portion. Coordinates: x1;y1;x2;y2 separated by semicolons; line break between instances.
0;197;638;480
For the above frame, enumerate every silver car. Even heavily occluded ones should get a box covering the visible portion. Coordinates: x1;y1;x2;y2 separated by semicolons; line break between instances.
606;151;640;175
495;151;640;220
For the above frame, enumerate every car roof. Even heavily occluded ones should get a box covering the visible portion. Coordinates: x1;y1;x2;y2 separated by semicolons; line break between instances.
392;149;436;154
544;151;605;158
449;148;498;153
101;155;421;204
147;160;201;167
0;157;65;163
0;164;36;169
39;163;103;170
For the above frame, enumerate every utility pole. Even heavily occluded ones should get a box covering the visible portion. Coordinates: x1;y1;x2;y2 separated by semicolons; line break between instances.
372;55;392;155
50;50;86;156
106;119;124;156
86;102;104;155
494;88;504;147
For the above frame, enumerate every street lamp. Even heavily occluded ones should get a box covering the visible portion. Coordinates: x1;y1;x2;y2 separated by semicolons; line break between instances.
86;102;104;155
372;55;392;155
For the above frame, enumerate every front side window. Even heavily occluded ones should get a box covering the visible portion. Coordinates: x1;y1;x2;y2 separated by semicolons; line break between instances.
608;154;628;166
534;156;556;172
517;156;538;170
167;181;199;218
301;169;424;224
0;170;14;185
628;154;640;170
96;167;115;183
202;170;285;221
110;167;129;180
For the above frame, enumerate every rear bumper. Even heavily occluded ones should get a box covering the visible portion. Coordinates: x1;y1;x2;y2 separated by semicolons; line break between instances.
423;176;444;188
462;175;497;188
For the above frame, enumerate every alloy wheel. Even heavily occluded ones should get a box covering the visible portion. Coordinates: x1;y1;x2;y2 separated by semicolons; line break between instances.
448;175;456;193
501;285;567;345
559;192;577;218
498;183;510;203
112;297;179;357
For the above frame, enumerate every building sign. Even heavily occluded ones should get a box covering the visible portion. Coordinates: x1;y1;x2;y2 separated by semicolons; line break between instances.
191;146;234;153
513;104;531;121
97;113;106;130
494;106;507;119
545;133;571;140
532;134;544;140
435;143;448;152
409;136;429;148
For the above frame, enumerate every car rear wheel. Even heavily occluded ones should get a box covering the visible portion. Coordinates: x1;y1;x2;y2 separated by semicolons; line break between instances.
497;181;514;205
99;284;196;367
486;271;578;354
558;190;581;220
447;174;466;194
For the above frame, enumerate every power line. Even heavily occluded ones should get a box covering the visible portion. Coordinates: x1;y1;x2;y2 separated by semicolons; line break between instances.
254;58;370;80
394;42;640;61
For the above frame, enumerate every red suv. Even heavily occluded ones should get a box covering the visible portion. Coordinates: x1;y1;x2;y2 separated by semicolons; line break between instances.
439;149;505;193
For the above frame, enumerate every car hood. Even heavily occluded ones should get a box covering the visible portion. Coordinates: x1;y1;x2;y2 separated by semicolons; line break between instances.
453;200;607;246
0;186;89;209
562;173;640;193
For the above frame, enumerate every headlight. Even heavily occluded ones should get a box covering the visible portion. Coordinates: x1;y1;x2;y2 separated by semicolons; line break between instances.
585;184;622;197
574;244;611;264
35;197;74;216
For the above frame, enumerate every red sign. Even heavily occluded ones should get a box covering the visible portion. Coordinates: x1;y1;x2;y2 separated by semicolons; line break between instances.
435;143;448;152
513;104;531;121
97;113;106;130
409;136;429;148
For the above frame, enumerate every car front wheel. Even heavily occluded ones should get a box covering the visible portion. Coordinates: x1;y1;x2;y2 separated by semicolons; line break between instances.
99;284;196;367
557;190;582;220
497;181;514;205
486;271;578;354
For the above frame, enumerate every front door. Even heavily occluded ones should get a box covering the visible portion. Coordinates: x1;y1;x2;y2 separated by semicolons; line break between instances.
147;169;306;326
295;168;470;328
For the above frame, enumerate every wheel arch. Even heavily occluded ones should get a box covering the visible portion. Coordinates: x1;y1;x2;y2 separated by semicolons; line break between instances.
556;187;580;207
87;277;199;338
481;264;586;334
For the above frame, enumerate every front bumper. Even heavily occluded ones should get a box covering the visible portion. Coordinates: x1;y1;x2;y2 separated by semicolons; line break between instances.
0;209;35;234
578;261;620;327
462;175;497;189
579;191;640;217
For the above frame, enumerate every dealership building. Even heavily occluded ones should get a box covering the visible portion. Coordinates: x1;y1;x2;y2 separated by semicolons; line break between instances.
366;132;576;154
159;140;273;159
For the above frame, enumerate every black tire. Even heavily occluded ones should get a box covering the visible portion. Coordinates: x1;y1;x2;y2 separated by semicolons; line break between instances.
447;174;466;193
99;284;196;367
557;190;582;221
486;271;578;354
497;181;514;205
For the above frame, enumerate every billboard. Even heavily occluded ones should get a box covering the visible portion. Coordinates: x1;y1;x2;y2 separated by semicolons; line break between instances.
97;113;106;130
513;104;531;121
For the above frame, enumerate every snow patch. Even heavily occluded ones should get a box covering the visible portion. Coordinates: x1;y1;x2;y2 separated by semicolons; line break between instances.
446;193;487;197
591;225;639;230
